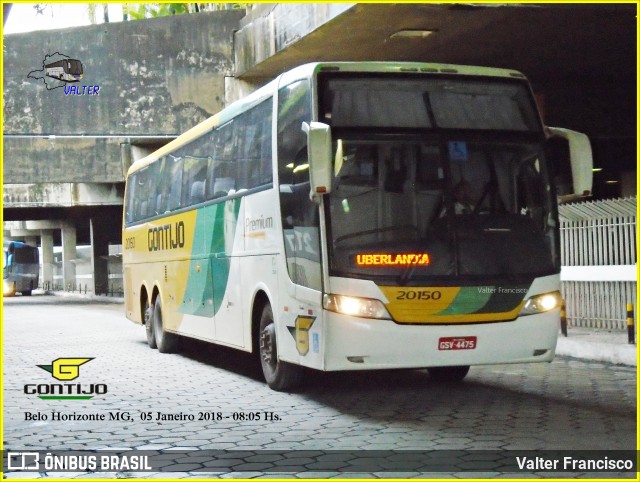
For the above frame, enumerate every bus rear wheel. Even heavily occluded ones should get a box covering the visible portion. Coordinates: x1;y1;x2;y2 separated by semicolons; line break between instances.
144;297;157;349
153;297;176;353
259;304;302;391
427;365;470;382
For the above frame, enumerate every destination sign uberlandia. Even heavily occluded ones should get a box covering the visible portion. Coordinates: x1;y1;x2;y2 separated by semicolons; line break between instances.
355;253;430;267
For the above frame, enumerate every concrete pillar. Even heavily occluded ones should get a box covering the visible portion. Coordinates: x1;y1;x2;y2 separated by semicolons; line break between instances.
90;218;110;295
40;230;55;289
61;223;77;290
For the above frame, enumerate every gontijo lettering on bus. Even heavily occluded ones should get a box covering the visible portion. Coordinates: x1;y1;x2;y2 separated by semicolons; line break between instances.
148;221;185;251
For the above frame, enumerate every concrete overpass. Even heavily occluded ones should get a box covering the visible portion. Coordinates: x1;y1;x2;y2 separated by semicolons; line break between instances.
3;3;636;293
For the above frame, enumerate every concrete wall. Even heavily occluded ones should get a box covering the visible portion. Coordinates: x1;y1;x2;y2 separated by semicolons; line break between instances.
4;182;124;208
4;137;125;184
234;3;353;78
4;10;244;184
4;10;243;135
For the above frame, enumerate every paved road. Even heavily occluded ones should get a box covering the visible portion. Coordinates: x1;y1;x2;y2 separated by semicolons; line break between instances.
3;295;637;477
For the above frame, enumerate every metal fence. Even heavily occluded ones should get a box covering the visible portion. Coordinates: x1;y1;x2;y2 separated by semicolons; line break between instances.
559;197;637;330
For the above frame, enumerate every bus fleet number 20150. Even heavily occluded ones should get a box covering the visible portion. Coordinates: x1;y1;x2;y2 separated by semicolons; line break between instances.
396;290;442;300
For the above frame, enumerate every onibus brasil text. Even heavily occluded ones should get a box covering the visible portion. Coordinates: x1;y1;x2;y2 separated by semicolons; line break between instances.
12;453;150;471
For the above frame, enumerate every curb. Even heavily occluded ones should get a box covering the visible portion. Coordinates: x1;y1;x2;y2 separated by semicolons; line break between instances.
47;290;124;304
556;337;637;366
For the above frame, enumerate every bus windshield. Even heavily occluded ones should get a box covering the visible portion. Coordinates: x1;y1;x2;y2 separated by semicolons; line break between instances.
321;76;557;284
321;76;541;132
68;60;83;75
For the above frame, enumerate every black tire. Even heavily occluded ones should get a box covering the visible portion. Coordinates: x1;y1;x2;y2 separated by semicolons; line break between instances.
153;297;177;353
258;304;302;391
22;290;32;296
144;297;157;349
427;365;470;382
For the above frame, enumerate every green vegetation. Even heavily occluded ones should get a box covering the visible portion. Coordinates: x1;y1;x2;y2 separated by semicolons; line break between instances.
127;4;250;20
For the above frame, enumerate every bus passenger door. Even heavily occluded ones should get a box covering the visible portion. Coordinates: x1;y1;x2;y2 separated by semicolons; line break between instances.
282;218;324;367
276;77;324;366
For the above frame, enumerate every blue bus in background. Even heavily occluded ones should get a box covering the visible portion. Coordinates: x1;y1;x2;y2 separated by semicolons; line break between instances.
4;242;40;296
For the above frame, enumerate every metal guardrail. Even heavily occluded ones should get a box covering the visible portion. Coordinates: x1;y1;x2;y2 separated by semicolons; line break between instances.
560;197;636;266
41;281;123;297
559;197;637;330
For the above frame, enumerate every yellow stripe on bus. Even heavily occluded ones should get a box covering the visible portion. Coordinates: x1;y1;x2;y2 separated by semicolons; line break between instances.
123;210;199;330
379;286;523;324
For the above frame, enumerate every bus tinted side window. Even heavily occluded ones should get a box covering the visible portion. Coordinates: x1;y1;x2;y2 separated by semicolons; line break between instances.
278;80;311;186
133;167;151;222
146;160;162;218
125;173;137;225
125;96;275;225
153;158;168;215
178;134;210;207
205;97;273;199
236;99;273;190
167;154;184;211
208;122;236;199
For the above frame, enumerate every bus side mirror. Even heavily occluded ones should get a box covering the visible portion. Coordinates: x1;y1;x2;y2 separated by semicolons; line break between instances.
546;127;593;203
302;122;332;201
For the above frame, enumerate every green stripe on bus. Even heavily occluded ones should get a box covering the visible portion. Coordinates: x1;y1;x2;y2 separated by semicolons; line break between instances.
471;284;529;314
435;287;492;315
180;198;241;317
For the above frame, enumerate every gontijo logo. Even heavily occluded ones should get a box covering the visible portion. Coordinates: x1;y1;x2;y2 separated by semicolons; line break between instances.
37;357;92;381
25;358;107;400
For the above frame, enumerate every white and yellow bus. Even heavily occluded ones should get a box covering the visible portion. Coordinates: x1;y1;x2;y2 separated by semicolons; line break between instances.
123;62;592;390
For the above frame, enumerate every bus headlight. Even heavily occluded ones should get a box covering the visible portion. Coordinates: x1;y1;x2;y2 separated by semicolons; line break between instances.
3;280;16;296
519;291;562;316
323;294;392;320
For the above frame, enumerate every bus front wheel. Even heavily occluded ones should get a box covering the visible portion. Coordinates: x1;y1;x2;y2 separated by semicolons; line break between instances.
259;304;302;391
153;297;176;353
427;365;470;382
144;297;157;349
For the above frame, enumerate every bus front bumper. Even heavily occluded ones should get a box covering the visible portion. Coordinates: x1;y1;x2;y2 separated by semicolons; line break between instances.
323;311;559;371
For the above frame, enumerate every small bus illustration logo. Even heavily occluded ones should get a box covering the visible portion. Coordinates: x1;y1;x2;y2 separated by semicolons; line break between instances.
44;58;83;83
27;52;90;91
